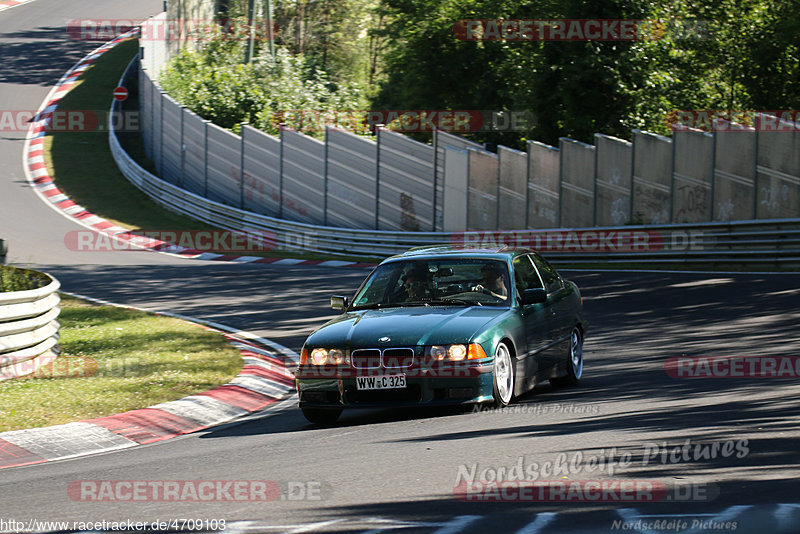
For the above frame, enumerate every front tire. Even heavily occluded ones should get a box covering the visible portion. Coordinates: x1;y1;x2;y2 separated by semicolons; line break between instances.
492;342;514;406
301;407;342;425
551;327;583;387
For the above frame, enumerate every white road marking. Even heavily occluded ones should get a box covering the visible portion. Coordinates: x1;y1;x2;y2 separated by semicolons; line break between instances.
516;512;557;534
432;515;482;534
210;520;254;533
283;519;348;533
360;516;451;533
776;503;800;532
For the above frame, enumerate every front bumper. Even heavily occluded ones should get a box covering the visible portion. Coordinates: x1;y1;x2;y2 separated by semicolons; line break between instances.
296;363;495;408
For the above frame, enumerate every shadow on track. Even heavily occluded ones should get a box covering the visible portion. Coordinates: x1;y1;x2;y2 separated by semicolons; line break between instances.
0;26;109;86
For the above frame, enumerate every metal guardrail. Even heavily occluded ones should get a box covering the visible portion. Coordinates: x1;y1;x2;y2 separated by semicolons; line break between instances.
110;118;800;268
0;274;61;381
110;58;800;269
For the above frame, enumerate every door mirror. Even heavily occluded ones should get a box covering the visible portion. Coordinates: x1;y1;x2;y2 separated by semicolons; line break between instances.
331;296;349;311
521;288;547;305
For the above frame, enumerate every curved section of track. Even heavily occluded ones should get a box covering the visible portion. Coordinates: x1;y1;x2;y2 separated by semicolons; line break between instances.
0;293;296;470
1;2;799;533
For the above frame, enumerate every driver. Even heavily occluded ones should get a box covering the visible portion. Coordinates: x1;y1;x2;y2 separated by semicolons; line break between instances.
473;263;508;300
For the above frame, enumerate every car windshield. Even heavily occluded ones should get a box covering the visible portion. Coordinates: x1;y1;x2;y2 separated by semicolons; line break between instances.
350;259;511;309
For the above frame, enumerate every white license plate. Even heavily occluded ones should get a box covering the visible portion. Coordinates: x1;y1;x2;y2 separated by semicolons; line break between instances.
356;374;406;390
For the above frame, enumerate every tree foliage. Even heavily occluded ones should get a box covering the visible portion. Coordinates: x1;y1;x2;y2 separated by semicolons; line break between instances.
374;0;800;147
159;17;366;137
161;0;800;147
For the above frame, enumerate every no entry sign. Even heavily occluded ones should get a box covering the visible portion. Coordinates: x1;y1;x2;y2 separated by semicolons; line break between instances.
113;86;128;101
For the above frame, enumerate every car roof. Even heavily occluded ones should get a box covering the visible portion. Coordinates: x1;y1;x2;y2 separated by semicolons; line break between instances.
384;245;533;262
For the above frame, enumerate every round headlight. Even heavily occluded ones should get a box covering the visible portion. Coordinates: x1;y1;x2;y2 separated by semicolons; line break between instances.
310;348;329;365
328;348;345;364
448;344;468;361
430;346;447;360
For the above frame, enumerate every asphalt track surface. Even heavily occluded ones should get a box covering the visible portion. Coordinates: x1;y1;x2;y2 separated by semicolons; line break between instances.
1;2;800;533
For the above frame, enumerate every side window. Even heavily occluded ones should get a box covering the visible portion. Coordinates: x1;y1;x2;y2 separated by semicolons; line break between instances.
531;254;562;294
512;255;544;296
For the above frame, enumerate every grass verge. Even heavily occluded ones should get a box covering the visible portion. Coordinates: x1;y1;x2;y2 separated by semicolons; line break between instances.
0;265;51;292
45;40;213;233
0;295;243;432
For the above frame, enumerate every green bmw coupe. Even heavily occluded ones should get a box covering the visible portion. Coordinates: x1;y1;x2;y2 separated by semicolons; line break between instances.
295;246;587;424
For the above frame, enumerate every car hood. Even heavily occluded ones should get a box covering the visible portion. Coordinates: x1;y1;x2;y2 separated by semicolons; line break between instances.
305;306;509;348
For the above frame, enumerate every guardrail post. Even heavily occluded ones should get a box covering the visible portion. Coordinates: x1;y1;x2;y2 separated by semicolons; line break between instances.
180;105;186;188
240;122;246;209
323;126;329;226
710;130;717;221
158;90;165;177
279;124;285;219
433;129;439;232
524;144;531;229
629;133;636;224
375;126;383;230
669;132;675;224
558;140;564;227
495;149;501;230
753;126;760;219
203;119;210;198
593;137;599;226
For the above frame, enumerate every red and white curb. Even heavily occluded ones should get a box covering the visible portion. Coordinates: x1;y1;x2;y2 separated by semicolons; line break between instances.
0;0;37;12
22;30;374;270
0;294;299;470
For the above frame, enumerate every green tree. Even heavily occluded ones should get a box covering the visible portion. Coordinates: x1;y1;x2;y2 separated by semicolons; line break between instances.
373;0;800;145
160;29;366;138
272;0;386;93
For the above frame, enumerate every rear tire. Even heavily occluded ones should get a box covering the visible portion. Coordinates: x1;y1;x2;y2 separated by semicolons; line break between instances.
551;327;583;387
301;407;342;425
492;342;514;406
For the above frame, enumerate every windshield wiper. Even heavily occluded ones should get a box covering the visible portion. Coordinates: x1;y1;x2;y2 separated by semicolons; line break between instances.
356;298;484;309
350;303;388;310
422;298;482;307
